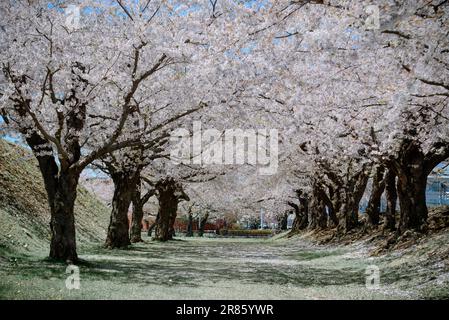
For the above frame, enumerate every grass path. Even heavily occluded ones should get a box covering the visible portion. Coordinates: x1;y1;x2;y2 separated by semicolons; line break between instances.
0;235;448;299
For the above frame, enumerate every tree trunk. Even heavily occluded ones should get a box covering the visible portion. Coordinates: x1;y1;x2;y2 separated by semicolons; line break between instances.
395;142;428;234
328;186;340;227
130;184;154;243
309;198;326;230
154;177;189;241
154;178;179;241
366;165;385;227
288;203;300;231
338;171;368;232
24;132;79;263
319;186;338;227
396;171;427;233
147;216;158;237
346;172;369;231
154;201;175;241
298;195;309;229
288;199;308;232
309;184;327;230
168;209;178;240
351;174;369;230
394;140;449;234
384;167;397;231
48;170;80;263
130;188;144;243
105;171;139;248
198;213;209;237
186;211;194;237
289;190;310;232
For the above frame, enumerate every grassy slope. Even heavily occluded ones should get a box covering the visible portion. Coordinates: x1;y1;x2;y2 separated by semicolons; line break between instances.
0;139;110;258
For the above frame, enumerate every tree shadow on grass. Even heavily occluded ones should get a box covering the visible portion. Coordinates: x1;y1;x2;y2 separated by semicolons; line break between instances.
70;254;371;289
0;239;418;293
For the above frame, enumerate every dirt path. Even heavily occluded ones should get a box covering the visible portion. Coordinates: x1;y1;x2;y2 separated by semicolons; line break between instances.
0;236;448;299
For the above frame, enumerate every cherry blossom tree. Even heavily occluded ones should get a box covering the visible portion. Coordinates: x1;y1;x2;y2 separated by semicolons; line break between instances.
0;0;170;262
0;0;270;260
2;0;448;260
237;0;449;234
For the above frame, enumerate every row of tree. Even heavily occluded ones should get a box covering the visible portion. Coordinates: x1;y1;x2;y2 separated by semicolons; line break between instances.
0;0;245;262
1;0;448;263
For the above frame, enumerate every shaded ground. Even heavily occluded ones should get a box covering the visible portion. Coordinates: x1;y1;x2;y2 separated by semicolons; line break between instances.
1;234;448;299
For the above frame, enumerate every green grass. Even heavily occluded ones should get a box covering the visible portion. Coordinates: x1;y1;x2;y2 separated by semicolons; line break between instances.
1;235;447;299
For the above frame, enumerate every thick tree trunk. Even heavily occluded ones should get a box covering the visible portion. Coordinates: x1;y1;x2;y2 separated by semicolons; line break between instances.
337;170;369;232
24;132;79;263
298;196;309;229
331;193;342;227
154;203;175;241
366;165;385;227
396;170;427;233
320;186;338;227
154;177;189;241
288;198;308;232
48;170;80;263
154;178;179;241
289;189;309;232
130;189;144;243
394;140;449;234
198;213;209;237
186;211;194;237
395;142;428;234
349;172;369;231
384;168;397;231
105;171;139;248
309;198;326;230
309;185;327;230
12;85;87;263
